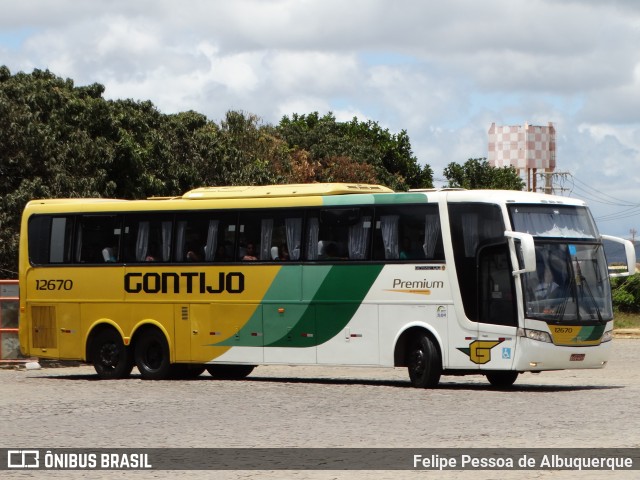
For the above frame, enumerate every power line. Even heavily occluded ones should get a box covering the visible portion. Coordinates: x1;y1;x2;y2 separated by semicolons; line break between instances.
571;176;639;207
538;172;640;224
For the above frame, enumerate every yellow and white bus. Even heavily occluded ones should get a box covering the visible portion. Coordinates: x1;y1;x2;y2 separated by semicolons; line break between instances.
18;183;636;387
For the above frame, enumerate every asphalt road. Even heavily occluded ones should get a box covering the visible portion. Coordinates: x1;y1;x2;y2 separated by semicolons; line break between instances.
2;339;640;479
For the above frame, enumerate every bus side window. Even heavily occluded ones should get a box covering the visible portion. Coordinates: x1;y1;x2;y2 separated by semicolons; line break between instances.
28;215;74;265
75;215;122;264
123;215;173;263
316;208;372;261
238;211;303;262
373;205;443;262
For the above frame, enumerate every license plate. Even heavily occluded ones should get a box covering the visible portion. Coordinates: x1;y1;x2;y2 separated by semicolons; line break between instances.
570;354;585;361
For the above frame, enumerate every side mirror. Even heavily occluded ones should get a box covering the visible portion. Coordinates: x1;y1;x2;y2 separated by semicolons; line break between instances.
504;231;536;275
601;234;636;277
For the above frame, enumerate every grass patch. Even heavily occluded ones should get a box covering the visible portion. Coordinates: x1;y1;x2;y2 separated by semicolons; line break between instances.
613;312;640;329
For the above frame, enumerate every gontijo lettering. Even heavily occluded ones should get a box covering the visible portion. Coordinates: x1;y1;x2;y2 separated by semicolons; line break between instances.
124;272;244;294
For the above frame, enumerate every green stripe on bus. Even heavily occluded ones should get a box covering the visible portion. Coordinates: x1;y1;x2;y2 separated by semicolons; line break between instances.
577;324;605;342
322;193;427;206
211;264;383;348
311;264;384;344
264;264;384;347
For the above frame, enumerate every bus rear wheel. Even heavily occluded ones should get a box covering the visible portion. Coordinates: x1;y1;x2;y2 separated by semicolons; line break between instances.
91;329;133;380
206;365;255;379
407;334;441;388
485;371;519;388
134;328;172;380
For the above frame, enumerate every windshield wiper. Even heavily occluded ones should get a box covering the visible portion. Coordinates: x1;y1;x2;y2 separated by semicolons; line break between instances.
574;260;604;324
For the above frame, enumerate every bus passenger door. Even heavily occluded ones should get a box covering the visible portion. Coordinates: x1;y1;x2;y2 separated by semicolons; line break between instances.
476;243;518;370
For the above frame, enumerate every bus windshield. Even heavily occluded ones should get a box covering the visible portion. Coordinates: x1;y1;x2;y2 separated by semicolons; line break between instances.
509;205;611;323
520;242;612;323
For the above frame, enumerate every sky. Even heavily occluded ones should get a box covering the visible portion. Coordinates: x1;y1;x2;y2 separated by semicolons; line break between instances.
1;0;640;239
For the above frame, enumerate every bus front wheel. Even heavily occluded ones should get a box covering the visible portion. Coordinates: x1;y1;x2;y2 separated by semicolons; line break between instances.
407;334;442;388
485;371;519;388
91;328;133;380
134;328;172;380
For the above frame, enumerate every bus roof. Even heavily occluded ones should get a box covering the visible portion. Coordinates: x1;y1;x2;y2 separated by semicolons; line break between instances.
22;185;588;214
181;183;393;199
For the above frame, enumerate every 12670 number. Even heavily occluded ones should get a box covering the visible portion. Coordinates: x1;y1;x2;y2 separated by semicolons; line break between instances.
35;279;74;291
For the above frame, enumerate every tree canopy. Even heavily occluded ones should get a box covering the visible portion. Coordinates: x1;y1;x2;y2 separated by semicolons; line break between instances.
443;158;525;190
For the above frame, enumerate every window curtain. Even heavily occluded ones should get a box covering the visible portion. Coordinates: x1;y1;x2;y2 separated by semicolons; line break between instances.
74;224;83;262
174;221;187;262
161;221;172;261
260;218;274;260
423;214;441;259
460;214;478;258
285;218;302;260
306;217;319;260
380;215;399;259
136;222;149;261
348;216;371;260
205;219;219;261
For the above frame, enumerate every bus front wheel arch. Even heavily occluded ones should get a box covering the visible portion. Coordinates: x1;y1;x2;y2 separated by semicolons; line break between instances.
89;326;134;380
133;326;172;380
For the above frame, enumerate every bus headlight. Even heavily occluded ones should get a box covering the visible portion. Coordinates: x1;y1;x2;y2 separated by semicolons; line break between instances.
517;328;552;343
601;330;613;343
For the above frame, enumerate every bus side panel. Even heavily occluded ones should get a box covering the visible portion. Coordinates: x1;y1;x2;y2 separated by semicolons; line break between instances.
307;264;383;365
263;303;316;364
316;304;379;365
192;303;264;364
367;264;453;367
57;303;81;359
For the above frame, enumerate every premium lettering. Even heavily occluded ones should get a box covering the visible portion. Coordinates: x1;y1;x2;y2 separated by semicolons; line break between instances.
392;278;444;289
124;272;245;294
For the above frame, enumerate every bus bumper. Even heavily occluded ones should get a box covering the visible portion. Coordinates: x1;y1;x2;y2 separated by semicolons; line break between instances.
513;337;612;371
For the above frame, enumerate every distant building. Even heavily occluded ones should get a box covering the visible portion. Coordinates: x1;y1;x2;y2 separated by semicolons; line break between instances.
488;122;556;192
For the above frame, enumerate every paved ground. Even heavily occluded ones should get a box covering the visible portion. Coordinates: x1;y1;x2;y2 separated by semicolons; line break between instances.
1;339;640;479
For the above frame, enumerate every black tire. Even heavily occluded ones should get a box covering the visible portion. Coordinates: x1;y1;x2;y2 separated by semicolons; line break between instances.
407;334;442;388
91;328;133;379
486;371;519;388
171;364;206;379
134;328;172;380
206;364;255;379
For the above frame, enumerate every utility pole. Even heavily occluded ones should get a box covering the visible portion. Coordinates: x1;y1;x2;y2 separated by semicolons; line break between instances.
535;171;572;195
631;228;637;243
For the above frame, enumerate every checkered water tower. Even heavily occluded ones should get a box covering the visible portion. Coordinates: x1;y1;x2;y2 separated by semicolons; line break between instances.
488;122;556;192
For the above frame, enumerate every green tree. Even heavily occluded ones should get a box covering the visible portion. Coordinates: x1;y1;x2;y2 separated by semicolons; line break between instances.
277;112;432;190
443;158;525;190
611;274;640;313
0;68;116;275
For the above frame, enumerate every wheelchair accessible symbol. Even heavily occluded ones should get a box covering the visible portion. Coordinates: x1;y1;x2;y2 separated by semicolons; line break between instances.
502;347;512;359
